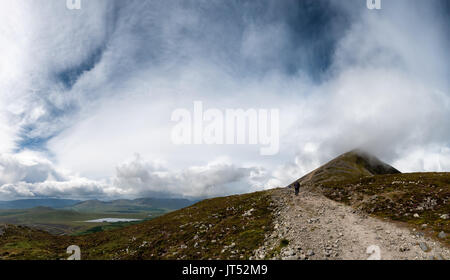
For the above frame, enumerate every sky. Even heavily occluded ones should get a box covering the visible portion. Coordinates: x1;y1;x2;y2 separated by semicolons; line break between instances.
0;0;448;200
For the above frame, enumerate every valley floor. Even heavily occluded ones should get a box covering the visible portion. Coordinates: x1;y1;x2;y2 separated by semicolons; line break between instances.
254;188;450;260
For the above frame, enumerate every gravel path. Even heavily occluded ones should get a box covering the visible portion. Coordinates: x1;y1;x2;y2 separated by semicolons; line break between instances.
253;188;449;260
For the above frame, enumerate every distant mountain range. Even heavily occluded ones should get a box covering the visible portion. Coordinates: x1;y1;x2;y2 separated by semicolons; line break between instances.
0;199;81;210
0;197;195;211
67;198;196;213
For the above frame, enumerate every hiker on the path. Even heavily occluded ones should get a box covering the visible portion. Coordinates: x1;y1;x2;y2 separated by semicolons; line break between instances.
293;181;300;196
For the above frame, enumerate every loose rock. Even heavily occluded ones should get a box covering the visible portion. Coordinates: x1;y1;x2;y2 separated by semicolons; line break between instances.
418;242;430;252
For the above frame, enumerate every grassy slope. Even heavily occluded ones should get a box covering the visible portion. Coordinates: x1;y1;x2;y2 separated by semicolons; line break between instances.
0;190;274;260
320;172;450;245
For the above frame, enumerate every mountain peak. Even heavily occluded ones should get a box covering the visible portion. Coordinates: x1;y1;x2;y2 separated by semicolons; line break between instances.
296;149;401;186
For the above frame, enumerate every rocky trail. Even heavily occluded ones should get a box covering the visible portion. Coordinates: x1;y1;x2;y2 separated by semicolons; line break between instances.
254;188;450;260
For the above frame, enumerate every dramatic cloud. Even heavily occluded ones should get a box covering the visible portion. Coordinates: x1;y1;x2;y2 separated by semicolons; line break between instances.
0;151;113;200
0;0;448;200
0;152;267;200
113;154;265;199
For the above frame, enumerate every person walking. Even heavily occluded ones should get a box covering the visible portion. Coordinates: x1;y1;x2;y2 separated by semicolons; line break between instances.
294;181;300;196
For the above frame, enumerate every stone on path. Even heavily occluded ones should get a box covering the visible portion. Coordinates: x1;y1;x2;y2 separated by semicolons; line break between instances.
418;242;430;252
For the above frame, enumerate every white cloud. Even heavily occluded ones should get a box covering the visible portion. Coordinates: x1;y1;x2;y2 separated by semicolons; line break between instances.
393;146;450;173
0;1;448;200
0;151;270;200
0;151;114;200
112;154;264;199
